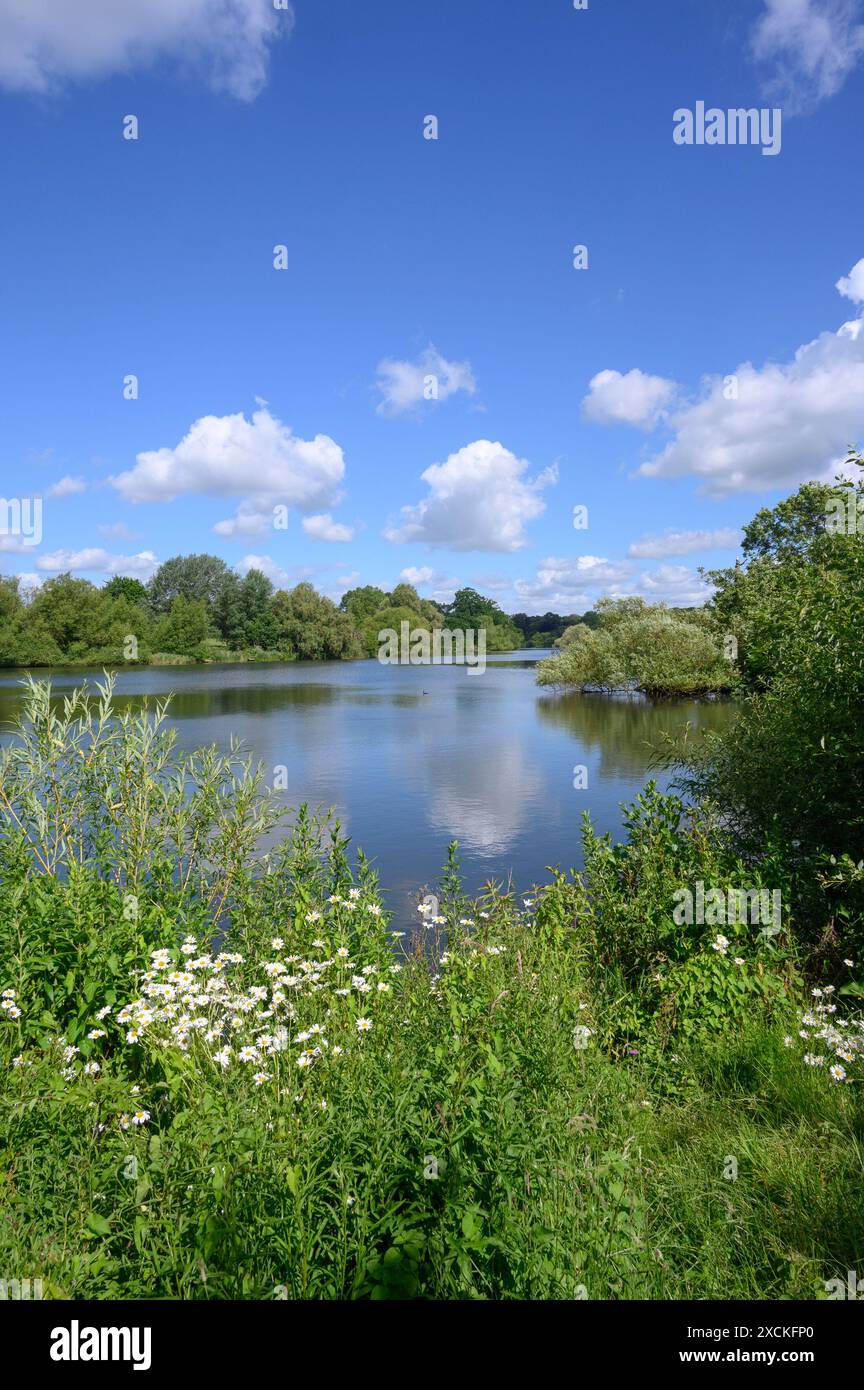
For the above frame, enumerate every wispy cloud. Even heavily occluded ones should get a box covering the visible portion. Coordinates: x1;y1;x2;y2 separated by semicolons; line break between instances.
0;0;292;101
36;547;159;578
627;528;742;559
375;345;477;416
751;0;864;112
47;476;86;499
98;522;141;542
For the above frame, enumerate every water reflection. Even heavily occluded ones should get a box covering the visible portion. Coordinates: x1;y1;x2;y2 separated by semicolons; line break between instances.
535;690;734;777
423;740;547;855
0;658;739;928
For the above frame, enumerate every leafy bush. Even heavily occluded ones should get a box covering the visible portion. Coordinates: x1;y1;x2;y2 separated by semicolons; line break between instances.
566;785;796;1050
537;599;735;696
680;458;864;954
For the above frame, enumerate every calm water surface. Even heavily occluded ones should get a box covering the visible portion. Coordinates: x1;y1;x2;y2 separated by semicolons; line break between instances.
0;653;736;930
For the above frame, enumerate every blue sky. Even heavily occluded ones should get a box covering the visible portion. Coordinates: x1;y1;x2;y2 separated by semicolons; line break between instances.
1;0;863;613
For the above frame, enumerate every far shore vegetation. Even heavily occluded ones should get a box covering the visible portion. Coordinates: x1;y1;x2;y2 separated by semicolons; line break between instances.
0;562;596;671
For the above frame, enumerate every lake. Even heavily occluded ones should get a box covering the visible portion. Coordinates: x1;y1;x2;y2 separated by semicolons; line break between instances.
0;653;737;930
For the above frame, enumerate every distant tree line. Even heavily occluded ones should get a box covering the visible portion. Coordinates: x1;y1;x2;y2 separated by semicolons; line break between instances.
509;609;599;646
0;556;590;668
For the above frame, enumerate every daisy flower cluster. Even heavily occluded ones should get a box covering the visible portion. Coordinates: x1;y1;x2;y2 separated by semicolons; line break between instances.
784;983;864;1084
1;987;22;1020
56;923;398;1117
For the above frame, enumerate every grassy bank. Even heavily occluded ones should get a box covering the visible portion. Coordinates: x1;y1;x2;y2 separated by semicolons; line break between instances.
1;678;861;1300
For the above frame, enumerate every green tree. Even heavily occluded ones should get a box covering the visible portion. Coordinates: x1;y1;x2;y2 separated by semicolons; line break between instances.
271;583;360;661
0;578;63;667
147;554;229;615
444;587;498;624
442;588;522;650
155;596;210;656
213;571;245;648
30;574;107;653
103;575;148;605
212;569;276;649
740;481;838;561
340;586;388;623
239;569;276;649
0;576;23;622
707;475;854;692
388;582;423;613
679;455;864;946
361;605;430;658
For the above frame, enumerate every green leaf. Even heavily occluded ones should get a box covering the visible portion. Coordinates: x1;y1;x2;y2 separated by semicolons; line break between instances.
85;1212;112;1237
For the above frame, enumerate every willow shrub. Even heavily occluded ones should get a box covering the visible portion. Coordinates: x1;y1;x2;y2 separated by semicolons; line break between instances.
537;601;735;697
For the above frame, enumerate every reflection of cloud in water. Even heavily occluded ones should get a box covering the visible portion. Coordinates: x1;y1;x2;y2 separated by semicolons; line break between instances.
423;742;545;855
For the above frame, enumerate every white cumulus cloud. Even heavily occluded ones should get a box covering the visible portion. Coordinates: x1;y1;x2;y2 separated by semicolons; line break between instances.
837;256;864;303
618;262;864;496
0;0;291;100
582;368;679;429
399;566;437;585
397;566;461;605
751;0;864;112
636;564;714;607
111;406;346;539
385;440;556;552
375;345;477;416
235;555;314;588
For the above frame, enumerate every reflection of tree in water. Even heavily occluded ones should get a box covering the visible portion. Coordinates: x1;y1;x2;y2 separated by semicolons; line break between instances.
0;674;432;729
535;690;739;779
143;685;347;719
